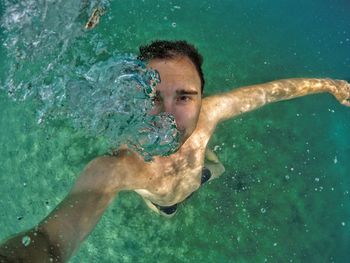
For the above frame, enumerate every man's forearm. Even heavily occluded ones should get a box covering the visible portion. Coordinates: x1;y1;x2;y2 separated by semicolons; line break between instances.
0;157;123;263
259;78;339;103
41;190;117;261
207;78;349;123
0;228;57;263
235;78;338;114
0;191;117;263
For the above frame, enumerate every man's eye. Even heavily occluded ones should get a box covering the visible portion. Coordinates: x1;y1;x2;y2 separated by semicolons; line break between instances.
178;96;190;102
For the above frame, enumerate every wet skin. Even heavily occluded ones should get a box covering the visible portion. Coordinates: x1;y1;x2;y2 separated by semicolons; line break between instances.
3;6;350;261
132;56;224;210
2;55;350;262
148;57;203;144
115;56;350;211
117;56;350;211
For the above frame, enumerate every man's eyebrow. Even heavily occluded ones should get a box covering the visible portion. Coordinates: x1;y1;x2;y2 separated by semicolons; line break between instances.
176;89;198;95
154;89;199;96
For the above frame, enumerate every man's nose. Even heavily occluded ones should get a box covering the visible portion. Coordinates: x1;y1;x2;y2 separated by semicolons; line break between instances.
161;100;175;115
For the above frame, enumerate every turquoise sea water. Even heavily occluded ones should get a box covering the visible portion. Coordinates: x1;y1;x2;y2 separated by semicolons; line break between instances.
1;0;350;262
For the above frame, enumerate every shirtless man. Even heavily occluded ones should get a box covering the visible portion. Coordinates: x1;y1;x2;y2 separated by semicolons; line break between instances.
1;40;349;262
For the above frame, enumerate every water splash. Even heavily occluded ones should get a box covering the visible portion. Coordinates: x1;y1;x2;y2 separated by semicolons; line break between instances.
0;0;180;158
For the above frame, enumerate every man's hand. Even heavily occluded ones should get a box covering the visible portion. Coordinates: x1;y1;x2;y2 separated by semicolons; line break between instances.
328;79;350;107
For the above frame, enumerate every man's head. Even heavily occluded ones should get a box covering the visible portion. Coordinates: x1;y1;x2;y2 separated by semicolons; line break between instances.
138;40;205;143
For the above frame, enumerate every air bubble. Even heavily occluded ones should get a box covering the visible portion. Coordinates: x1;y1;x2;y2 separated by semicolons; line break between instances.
1;0;179;159
22;236;31;246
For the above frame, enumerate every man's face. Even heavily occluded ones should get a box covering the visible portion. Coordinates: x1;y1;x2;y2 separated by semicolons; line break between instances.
148;56;202;144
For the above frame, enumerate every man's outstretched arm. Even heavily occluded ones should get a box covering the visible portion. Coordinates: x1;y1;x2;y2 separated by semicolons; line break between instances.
202;78;350;124
0;151;146;263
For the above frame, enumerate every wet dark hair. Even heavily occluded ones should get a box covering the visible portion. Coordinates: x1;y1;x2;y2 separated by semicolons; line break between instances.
137;40;205;93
